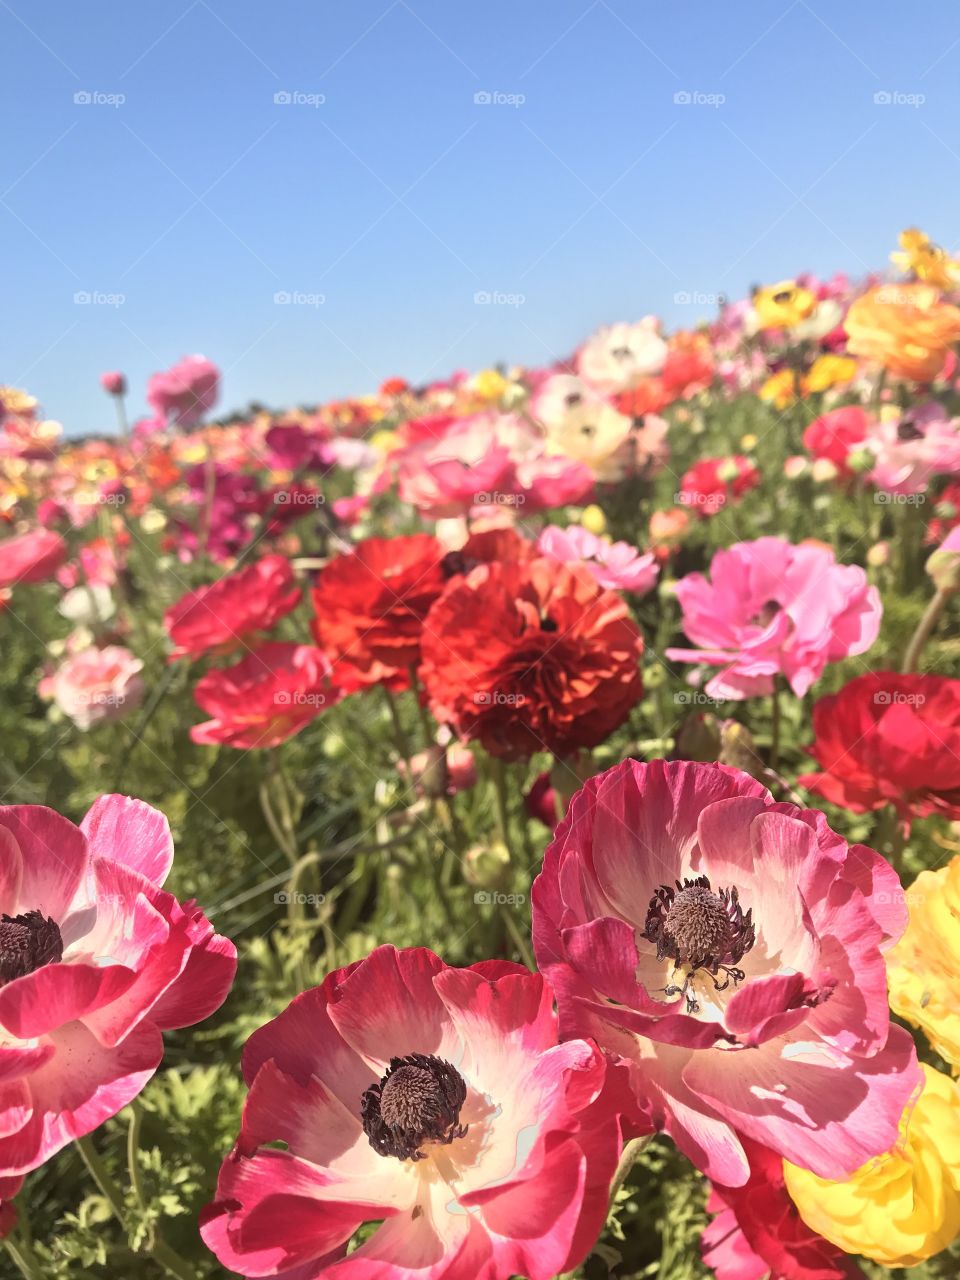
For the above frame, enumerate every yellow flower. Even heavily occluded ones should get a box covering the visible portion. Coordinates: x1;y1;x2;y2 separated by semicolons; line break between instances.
0;386;38;417
579;504;607;535
891;227;960;291
739;433;758;451
543;402;634;482
753;280;817;329
368;428;400;455
887;854;960;1065
784;1064;960;1266
802;354;858;393
471;369;509;402
759;368;797;410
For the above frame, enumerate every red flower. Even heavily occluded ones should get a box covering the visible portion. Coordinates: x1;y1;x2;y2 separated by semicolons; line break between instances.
678;456;760;518
419;558;644;760
799;671;960;825
613;377;672;418
164;554;301;660
0;529;67;588
311;534;446;692
926;479;960;544
702;1137;864;1280
661;332;715;398
803;406;871;476
190;643;338;749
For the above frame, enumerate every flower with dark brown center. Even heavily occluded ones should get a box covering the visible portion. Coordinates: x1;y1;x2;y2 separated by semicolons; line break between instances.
0;910;63;986
361;1053;468;1161
643;875;755;1012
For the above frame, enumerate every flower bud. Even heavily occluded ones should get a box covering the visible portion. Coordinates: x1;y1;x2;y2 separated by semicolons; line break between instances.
463;839;510;889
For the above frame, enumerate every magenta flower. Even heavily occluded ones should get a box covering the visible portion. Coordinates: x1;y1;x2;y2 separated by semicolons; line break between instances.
0;796;236;1176
146;354;220;428
532;759;921;1188
666;537;881;699
99;371;126;397
201;945;621;1280
0;529;67;589
537;525;659;595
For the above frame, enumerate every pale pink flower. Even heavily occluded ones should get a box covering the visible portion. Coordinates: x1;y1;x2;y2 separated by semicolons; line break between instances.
865;404;960;494
50;645;145;730
577;319;668;393
532;759;921;1188
146;354;220;428
666;537;882;699
537;525;659;594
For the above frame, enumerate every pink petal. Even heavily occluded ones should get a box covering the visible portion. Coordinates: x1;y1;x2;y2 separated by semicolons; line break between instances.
80;794;174;885
0;806;87;920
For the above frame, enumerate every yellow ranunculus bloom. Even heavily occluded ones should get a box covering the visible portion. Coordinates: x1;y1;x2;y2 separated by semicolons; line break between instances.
368;428;400;455
887;855;960;1065
753;280;817;329
579;504;607;535
891;227;960;291
784;1064;960;1267
471;369;509;402
759;368;797;410
802;354;857;393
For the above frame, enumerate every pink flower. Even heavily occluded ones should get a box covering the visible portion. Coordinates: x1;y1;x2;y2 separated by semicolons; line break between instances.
99;371;126;396
146;355;220;428
0;795;236;1175
164;554;302;660
666;537;882;698
865;403;960;494
537;525;659;594
200;945;621;1280
532;759;920;1188
0;529;67;589
190;643;339;749
49;646;145;730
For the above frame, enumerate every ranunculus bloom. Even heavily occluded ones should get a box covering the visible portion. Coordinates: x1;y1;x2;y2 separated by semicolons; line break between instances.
531;375;638;482
784;1064;960;1267
265;421;333;473
532;759;921;1188
146;354;220;427
0;529;67;588
864;402;960;493
200;945;621;1280
845;283;960;382
164;554;302;660
752;280;818;330
311;534;446;693
419;558;644;760
803;407;871;475
666;537;882;698
577;319;668;393
49;645;145;730
537;525;659;594
0;795;236;1175
190;643;338;749
99;371;126;396
702;1137;863;1280
678;456;760;518
799;671;960;824
887;854;960;1066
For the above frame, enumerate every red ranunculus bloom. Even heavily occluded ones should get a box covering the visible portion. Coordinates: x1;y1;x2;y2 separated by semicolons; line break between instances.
799;671;960;825
311;534;447;693
0;529;67;588
678;456;760;518
419;558;644;760
190;643;338;749
164;554;302;660
802;406;871;477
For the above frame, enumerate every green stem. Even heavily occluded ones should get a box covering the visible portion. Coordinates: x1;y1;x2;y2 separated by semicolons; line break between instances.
499;902;535;970
902;587;951;672
607;1134;653;1208
76;1132;125;1220
4;1239;43;1280
492;758;513;857
127;1103;148;1212
770;678;782;773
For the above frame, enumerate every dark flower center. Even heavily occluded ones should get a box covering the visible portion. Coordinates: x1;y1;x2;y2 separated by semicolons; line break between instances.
897;420;924;442
540;615;558;632
361;1053;468;1161
750;599;781;628
643;875;755;1013
441;550;478;580
0;911;63;986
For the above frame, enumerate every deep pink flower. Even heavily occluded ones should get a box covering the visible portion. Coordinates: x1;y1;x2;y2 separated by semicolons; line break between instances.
532;759;921;1188
803;407;871;477
146;355;220;428
537;525;659;594
99;371;126;396
200;945;622;1280
0;796;236;1175
666;537;882;698
678;456;760;518
164;554;302;660
0;529;67;589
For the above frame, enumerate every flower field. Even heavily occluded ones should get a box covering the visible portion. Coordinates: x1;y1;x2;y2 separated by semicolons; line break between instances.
3;228;960;1279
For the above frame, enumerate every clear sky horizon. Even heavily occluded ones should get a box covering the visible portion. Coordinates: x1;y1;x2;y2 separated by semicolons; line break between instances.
4;0;960;435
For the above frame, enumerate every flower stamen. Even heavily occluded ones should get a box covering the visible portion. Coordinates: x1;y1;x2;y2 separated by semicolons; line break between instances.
361;1053;468;1161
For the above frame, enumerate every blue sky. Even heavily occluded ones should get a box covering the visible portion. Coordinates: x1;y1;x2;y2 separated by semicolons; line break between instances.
3;0;959;435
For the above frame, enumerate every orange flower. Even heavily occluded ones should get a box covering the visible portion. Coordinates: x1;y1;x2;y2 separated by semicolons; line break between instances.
845;283;960;382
